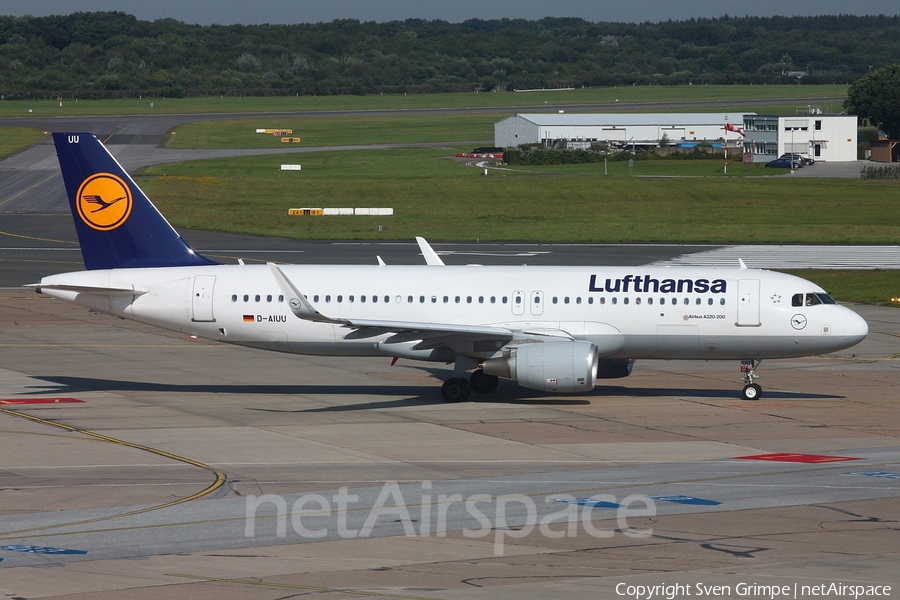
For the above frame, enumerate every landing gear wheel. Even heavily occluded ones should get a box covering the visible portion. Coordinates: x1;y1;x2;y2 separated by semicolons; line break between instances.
742;383;762;400
441;378;471;403
469;369;499;394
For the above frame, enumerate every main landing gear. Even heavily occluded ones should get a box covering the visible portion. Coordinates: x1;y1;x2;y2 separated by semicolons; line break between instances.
440;368;500;402
740;359;762;400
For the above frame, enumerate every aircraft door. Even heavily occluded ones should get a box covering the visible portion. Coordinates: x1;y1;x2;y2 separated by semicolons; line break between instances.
512;290;525;315
191;275;216;322
530;290;544;316
736;279;760;327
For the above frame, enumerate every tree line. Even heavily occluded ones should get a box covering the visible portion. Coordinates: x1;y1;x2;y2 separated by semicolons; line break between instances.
2;11;900;98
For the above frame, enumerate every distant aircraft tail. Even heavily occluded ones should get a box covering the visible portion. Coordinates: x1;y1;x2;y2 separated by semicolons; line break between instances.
53;132;217;270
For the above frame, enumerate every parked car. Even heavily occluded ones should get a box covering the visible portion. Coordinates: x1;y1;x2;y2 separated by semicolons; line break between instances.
779;153;814;166
765;158;802;169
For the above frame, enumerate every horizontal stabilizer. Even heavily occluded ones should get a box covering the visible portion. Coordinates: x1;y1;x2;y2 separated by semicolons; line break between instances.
27;282;146;296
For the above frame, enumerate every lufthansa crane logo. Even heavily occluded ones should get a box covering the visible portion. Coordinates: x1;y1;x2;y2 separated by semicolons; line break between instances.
75;173;133;231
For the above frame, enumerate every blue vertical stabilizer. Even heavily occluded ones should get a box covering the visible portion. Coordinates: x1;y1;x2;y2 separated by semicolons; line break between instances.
53;132;218;270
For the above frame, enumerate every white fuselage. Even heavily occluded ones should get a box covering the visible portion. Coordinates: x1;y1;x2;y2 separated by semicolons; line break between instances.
39;264;869;362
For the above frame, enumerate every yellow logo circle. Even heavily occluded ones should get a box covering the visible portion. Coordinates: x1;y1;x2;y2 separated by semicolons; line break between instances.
76;173;133;231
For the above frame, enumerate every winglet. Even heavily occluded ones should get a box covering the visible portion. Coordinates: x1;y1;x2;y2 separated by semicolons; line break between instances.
738;258;748;270
267;263;346;325
416;237;445;266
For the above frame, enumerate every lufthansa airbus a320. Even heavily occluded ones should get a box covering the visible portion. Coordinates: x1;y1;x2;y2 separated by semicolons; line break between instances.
33;133;868;402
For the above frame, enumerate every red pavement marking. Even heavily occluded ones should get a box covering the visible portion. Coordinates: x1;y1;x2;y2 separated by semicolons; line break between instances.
0;398;85;405
734;452;862;464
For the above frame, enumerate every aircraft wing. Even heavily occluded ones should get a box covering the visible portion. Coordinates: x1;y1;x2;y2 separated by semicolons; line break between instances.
268;263;572;352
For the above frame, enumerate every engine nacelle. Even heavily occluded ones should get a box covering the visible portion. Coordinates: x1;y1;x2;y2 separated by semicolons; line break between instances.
595;358;634;379
482;341;598;393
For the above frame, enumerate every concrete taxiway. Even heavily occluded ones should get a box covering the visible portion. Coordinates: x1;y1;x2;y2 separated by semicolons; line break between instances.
0;290;897;599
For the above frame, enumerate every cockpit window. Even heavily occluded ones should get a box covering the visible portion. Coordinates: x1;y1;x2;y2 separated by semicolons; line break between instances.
793;292;836;307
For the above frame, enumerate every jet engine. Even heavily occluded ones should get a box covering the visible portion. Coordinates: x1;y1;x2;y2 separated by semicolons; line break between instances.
482;340;598;393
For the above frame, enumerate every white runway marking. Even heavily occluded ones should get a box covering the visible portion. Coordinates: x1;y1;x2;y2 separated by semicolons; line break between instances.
654;245;900;269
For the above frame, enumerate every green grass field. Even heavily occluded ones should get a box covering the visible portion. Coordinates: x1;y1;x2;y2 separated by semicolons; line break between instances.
0;84;846;118
783;270;900;306
0;127;46;160
137;149;899;244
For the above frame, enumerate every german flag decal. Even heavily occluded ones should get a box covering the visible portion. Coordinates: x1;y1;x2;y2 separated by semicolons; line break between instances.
243;315;255;323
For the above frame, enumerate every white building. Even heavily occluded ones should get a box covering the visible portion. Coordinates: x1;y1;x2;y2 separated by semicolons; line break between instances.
495;113;751;149
741;114;857;163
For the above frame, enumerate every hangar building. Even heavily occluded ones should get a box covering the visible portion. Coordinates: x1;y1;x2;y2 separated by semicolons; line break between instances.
494;113;751;149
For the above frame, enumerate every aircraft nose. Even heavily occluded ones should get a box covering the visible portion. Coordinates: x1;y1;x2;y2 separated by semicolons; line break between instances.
842;308;869;343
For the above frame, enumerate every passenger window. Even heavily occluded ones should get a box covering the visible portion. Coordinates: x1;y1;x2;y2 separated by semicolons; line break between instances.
588;297;594;305
612;297;618;305
455;296;461;303
534;296;541;304
624;297;629;305
278;295;284;302
419;296;425;303
467;296;472;303
443;295;448;303
243;294;249;302
267;295;272;302
371;295;376;303
515;296;522;304
313;295;319;302
695;298;701;305
720;298;725;305
552;297;558;304
502;296;508;304
231;294;237;302
659;297;665;305
408;296;413;303
635;297;641;305
479;296;484;303
326;295;331;302
683;298;689;305
708;298;713;305
432;296;437;303
564;297;570;304
255;295;260;302
648;298;653;305
490;296;496;304
349;295;355;303
384;296;389;303
337;295;343;303
576;297;582;304
600;297;605;305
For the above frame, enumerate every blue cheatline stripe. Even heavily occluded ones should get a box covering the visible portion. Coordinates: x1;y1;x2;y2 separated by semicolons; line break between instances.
1;544;88;555
851;471;900;479
553;498;621;508
650;495;722;506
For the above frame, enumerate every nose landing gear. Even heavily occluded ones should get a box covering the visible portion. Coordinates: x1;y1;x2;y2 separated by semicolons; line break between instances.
740;359;762;400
